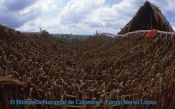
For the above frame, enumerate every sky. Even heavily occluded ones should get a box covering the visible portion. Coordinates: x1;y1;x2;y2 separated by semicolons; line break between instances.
0;0;175;35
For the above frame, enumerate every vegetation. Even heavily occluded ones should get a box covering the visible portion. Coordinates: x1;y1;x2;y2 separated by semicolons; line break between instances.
52;34;89;43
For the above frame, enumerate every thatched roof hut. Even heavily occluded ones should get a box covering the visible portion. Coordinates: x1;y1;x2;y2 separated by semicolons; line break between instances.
0;77;26;87
0;77;26;109
118;1;174;35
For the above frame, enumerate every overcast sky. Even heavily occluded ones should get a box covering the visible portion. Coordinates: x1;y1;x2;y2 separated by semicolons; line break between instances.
0;0;175;35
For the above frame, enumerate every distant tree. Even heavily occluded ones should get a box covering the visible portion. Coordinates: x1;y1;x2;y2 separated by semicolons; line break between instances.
41;29;49;36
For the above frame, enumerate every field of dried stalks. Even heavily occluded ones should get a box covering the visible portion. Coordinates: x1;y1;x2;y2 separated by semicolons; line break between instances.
0;25;175;109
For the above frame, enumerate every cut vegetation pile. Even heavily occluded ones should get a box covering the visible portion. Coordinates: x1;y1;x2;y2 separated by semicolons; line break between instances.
0;1;175;109
0;24;175;109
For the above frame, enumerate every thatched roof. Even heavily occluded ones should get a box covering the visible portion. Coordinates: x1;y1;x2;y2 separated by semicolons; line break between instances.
118;1;174;35
0;76;26;87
